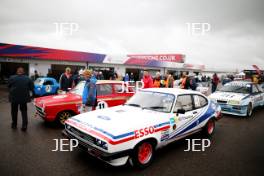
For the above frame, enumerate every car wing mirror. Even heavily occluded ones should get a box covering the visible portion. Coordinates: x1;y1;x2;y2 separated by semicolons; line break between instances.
176;109;186;114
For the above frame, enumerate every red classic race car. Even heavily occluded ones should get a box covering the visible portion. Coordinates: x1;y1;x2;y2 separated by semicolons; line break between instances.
34;80;134;125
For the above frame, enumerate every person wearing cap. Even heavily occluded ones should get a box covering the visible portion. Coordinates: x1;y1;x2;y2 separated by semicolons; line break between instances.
8;67;34;131
59;67;74;92
82;69;97;112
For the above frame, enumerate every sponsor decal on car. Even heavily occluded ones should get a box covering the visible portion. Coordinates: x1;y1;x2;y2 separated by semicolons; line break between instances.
67;118;170;145
161;129;170;141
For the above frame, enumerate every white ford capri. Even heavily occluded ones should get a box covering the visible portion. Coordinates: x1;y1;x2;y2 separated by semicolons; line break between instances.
64;88;222;168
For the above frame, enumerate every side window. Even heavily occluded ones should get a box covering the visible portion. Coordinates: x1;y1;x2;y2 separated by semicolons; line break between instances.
43;80;54;85
114;84;124;93
97;84;113;96
193;95;208;109
252;85;259;94
174;95;193;112
257;84;263;92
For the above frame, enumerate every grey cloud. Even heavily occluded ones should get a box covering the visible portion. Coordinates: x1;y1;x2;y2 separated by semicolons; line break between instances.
0;0;263;71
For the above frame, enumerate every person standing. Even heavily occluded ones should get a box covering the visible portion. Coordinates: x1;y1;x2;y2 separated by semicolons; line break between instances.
166;72;174;88
212;73;220;93
130;73;135;82
31;70;39;81
153;72;161;88
59;67;74;92
8;67;34;131
180;72;190;89
46;69;53;78
82;70;97;113
142;70;153;89
124;73;129;82
189;73;197;90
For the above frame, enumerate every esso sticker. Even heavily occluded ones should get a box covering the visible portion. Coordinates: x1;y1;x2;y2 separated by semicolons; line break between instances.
134;126;155;139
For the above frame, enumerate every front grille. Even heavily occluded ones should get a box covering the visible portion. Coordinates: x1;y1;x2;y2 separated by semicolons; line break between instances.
66;129;105;156
68;126;96;145
232;106;241;110
35;106;45;117
217;100;227;104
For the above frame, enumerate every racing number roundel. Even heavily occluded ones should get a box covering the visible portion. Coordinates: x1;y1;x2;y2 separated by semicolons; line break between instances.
96;101;108;109
45;85;52;93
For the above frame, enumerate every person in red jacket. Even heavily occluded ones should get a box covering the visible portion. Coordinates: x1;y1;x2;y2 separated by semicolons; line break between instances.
142;70;153;89
212;73;220;93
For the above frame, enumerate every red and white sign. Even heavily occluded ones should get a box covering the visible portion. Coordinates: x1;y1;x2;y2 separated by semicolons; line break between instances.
183;63;205;70
127;54;185;63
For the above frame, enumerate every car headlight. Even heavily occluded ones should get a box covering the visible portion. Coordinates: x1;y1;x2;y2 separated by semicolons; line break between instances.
66;124;71;130
228;100;240;105
95;138;108;150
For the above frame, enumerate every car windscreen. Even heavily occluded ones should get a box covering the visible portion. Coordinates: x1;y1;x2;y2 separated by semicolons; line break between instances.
219;83;251;94
34;78;44;85
125;91;175;113
70;81;85;96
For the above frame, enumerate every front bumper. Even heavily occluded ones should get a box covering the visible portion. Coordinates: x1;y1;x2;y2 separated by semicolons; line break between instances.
62;128;132;166
218;104;248;116
35;105;46;118
34;105;56;122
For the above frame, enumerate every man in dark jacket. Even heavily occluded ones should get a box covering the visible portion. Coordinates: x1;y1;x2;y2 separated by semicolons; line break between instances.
8;67;34;131
59;67;74;92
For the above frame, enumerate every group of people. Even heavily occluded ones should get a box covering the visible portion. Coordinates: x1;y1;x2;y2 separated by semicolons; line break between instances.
141;70;219;92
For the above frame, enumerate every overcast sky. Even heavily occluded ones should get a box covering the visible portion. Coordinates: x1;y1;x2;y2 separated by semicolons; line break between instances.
0;0;263;71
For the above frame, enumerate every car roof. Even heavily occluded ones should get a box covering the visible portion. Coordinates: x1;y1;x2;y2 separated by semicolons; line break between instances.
38;77;55;80
97;80;124;84
141;88;203;96
228;81;253;85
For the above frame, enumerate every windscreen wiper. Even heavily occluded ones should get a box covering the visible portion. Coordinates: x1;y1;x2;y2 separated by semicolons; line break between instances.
124;103;142;108
142;106;165;111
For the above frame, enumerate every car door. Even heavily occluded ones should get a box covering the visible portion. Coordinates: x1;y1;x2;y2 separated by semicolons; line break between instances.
192;94;209;128
251;84;264;107
96;83;114;109
170;94;196;136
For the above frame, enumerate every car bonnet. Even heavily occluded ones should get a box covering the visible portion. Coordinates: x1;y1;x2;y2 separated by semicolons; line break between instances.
66;105;170;139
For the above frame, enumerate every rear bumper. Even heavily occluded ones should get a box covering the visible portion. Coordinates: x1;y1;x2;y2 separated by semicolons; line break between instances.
62;129;132;165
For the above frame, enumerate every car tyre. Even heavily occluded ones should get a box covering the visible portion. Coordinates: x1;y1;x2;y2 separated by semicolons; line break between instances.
57;111;73;126
131;140;155;169
203;119;215;137
246;103;253;117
